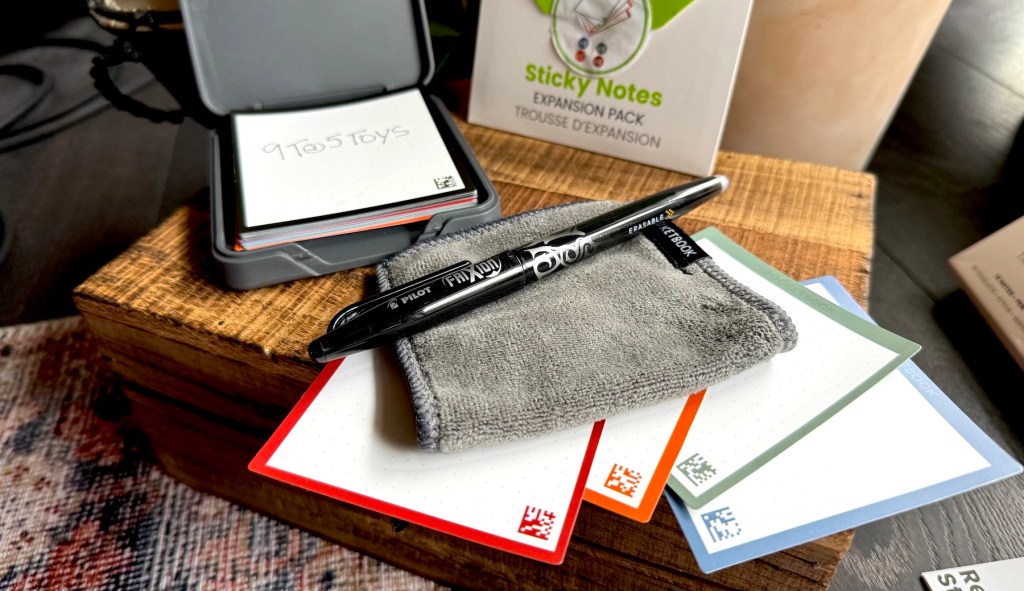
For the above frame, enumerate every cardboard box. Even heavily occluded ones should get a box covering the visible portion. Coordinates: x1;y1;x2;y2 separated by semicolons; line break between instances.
949;216;1024;370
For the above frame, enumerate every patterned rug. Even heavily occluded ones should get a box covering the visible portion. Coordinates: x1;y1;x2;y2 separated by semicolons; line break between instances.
0;317;444;590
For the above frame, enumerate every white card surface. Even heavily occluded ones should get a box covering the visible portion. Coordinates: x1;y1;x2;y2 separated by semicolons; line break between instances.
668;229;920;507
249;349;602;564
233;88;467;228
923;556;1024;591
667;276;1021;574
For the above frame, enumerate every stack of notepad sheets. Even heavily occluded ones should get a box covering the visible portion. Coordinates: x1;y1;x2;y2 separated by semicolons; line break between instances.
248;227;1022;568
231;89;478;251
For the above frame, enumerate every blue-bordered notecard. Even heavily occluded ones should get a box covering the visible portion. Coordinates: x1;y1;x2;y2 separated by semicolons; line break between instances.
668;229;920;508
666;275;1022;574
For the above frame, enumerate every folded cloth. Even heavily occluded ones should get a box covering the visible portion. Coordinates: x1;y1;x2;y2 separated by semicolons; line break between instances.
377;200;797;452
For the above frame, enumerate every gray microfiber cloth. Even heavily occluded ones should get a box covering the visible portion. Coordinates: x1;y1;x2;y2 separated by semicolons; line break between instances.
377;200;798;453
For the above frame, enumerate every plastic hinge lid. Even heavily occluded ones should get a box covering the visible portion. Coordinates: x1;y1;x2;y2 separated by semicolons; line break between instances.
178;0;434;115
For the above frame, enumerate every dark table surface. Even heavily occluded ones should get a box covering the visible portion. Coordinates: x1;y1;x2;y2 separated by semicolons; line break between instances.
2;7;1023;590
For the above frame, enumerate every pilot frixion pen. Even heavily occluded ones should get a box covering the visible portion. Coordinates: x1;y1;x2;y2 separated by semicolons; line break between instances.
308;175;729;363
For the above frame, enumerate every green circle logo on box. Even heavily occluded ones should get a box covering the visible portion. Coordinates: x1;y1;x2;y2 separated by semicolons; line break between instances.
537;0;696;76
551;0;651;76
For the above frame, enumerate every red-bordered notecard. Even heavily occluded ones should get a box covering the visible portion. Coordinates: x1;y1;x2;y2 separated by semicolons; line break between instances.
249;349;603;564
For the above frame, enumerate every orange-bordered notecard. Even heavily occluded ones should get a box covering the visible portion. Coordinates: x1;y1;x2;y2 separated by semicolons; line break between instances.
583;390;705;522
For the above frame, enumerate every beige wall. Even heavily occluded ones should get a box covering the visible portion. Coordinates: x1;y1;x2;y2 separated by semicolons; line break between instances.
721;0;952;170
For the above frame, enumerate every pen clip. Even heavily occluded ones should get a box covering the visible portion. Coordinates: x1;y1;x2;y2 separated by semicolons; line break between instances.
326;260;472;332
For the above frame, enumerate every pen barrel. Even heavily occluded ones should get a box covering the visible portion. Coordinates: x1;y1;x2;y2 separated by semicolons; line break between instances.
309;251;531;361
415;250;532;316
574;176;724;241
308;175;726;363
512;175;725;281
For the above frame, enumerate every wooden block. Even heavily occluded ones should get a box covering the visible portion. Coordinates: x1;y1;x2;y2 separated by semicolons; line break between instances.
73;118;875;590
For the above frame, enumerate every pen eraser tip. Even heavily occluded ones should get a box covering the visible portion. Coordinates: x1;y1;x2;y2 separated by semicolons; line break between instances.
715;175;730;192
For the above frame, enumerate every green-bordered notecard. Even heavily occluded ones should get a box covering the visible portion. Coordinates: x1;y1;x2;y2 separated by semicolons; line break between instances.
667;228;920;508
467;0;753;176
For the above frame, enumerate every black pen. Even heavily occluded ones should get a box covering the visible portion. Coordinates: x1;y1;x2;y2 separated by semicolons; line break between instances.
308;174;729;363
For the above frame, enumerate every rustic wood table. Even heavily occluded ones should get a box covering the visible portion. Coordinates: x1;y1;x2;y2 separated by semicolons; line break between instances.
73;119;875;590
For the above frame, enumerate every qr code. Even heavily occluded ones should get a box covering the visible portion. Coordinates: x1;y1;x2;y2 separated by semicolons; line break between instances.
604;463;643;497
518;506;556;541
701;507;742;542
677;452;717;487
434;175;457;190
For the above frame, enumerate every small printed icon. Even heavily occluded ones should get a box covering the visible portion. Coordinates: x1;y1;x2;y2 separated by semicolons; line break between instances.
603;463;643;497
678;452;717;487
701;507;742;542
434;175;457;190
518;506;557;541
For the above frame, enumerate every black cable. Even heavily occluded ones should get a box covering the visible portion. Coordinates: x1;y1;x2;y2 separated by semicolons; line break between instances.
0;37;160;153
0;64;54;133
89;37;184;125
84;4;187;124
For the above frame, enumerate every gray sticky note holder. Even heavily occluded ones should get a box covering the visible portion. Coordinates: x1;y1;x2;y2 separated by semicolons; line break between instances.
179;0;501;290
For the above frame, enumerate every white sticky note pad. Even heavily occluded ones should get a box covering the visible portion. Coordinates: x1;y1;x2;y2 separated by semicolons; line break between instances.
233;89;466;228
249;349;601;564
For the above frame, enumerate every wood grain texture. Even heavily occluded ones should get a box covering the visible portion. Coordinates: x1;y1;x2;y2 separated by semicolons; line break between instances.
72;118;876;589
